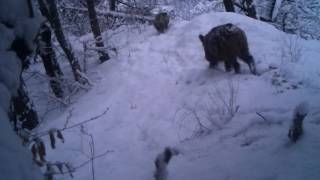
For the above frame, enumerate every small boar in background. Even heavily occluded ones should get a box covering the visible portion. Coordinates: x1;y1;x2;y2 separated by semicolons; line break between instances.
199;23;257;75
153;12;169;33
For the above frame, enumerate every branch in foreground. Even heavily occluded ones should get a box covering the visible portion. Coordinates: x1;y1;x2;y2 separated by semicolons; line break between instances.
256;112;282;126
32;107;110;139
63;107;109;131
45;150;113;177
256;112;271;126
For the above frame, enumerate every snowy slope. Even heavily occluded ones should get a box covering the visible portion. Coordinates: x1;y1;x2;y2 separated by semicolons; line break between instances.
42;12;320;180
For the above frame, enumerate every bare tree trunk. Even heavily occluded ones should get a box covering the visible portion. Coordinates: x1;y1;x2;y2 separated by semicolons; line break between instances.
109;0;116;11
234;0;257;19
38;0;85;84
38;23;64;98
27;0;34;17
223;0;235;12
86;0;110;63
244;0;257;19
269;0;277;20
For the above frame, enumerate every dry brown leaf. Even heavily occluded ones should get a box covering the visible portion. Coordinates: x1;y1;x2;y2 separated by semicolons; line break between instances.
38;140;46;162
49;130;56;149
31;144;37;160
56;130;65;143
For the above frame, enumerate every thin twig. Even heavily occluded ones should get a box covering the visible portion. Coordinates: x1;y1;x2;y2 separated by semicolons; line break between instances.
62;108;109;131
31;108;109;139
64;108;74;129
80;127;96;180
256;112;271;125
47;92;68;106
47;150;113;176
75;150;113;170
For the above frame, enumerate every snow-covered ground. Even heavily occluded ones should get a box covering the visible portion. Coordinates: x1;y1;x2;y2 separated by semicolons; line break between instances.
33;12;320;180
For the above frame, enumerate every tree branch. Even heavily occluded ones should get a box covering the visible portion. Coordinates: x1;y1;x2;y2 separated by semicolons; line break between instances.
32;107;110;139
234;2;246;12
60;5;154;22
256;112;271;126
46;150;113;176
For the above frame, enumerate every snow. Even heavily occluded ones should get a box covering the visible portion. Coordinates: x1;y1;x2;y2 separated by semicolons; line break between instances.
0;109;42;180
0;52;21;96
33;12;320;180
0;0;29;24
0;23;15;50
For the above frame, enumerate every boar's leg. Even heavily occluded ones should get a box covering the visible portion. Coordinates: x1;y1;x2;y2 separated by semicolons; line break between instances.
224;60;232;72
230;57;240;73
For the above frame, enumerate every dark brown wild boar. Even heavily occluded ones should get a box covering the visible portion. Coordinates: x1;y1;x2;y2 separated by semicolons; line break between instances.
153;12;169;33
199;23;257;75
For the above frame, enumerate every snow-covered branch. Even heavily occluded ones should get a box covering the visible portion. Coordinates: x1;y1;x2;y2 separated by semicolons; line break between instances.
60;5;154;22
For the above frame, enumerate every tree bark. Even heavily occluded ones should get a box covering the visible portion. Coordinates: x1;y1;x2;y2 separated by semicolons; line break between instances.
269;0;277;20
109;0;116;11
86;0;110;63
38;23;64;98
38;0;86;84
244;0;257;19
234;0;257;19
27;0;34;17
223;0;235;12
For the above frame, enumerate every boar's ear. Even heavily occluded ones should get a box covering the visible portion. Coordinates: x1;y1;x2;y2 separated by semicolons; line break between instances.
199;34;205;43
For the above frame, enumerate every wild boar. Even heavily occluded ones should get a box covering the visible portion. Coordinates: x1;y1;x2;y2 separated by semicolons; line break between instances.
199;23;257;75
153;12;169;33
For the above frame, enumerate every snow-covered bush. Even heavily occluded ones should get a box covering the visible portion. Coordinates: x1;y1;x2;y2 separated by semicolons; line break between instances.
169;0;223;20
207;78;240;125
0;0;42;179
274;0;320;40
176;78;239;139
281;35;303;63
